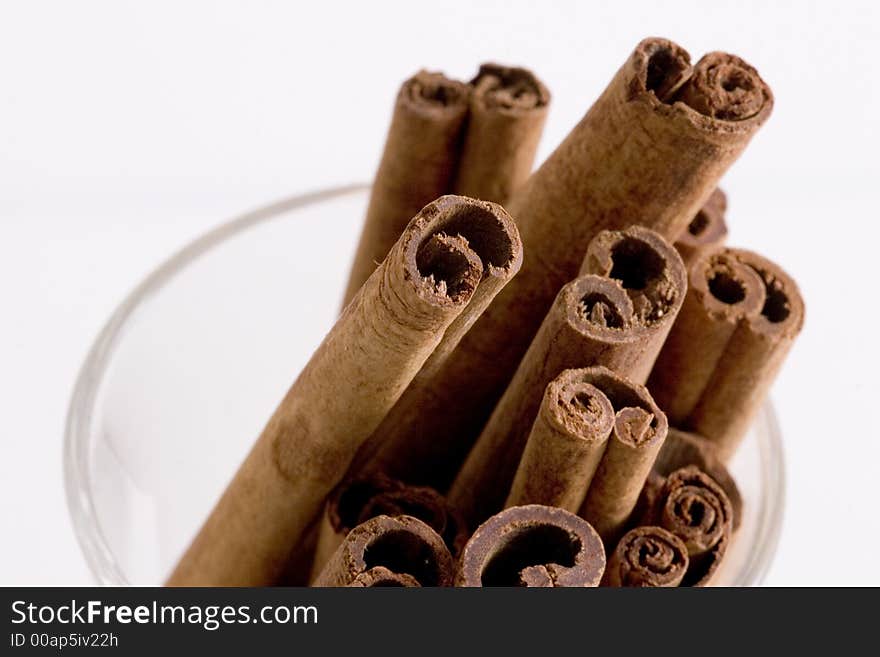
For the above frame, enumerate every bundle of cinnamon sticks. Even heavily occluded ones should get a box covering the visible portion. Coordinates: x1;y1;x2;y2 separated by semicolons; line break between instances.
168;37;804;588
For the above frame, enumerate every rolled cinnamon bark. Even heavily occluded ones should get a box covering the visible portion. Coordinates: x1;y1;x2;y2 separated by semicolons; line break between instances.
674;188;728;267
343;71;470;306
505;374;616;512
352;38;772;493
688;249;805;459
577;369;669;542
167;196;494;586
455;505;605;587
579;225;688;381
654;428;743;529
310;473;467;582
344;200;521;479
601;526;689;587
313;515;454;587
450;231;682;524
452;63;550;203
651;466;733;587
647;247;766;425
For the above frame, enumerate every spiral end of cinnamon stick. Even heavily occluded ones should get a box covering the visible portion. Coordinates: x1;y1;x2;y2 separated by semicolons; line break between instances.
403;195;522;307
582;226;687;328
730;249;805;339
658;466;733;587
690;247;768;322
631;37;693;102
544;376;616;444
602;526;689;587
630;38;773;128
654;429;743;530
401;70;471;116
471;63;551;113
675;52;773;123
314;515;454;587
456;505;606;587
562;274;635;341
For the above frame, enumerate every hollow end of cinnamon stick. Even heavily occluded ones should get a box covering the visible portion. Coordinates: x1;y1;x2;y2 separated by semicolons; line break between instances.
656;466;733;587
581;225;687;330
456;505;605;587
470;63;551;114
566;274;636;339
505;374;616;512
401;69;472;118
601;526;689;587
653;429;743;531
406;195;522;291
731;249;805;339
631;38;773;131
313;515;454;587
674;52;774;124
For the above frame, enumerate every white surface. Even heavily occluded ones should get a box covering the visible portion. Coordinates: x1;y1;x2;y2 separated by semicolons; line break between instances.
1;0;877;586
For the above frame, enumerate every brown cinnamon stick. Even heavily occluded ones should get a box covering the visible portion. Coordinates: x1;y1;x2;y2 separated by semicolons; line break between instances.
455;505;605;587
505;373;616;512
576;369;669;542
349;38;772;492
310;473;466;582
648;247;767;425
166;196;496;586
687;249;805;459
452;63;550;203
654;428;743;530
674;188;728;268
451;228;684;525
345;200;521;480
579;225;688;382
312;515;454;587
649;466;734;587
343;71;470;306
601;526;689;587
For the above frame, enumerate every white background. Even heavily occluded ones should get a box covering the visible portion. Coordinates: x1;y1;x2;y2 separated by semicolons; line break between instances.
1;0;877;585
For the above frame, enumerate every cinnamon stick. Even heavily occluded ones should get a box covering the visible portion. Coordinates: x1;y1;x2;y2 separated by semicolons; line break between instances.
455;505;605;587
312;515;454;587
349;38;772;492
687;249;805;459
647;247;767;425
649;466;734;587
343;71;470;305
674;188;728;268
654;428;743;529
601;526;689;587
167;196;497;586
450;228;684;525
576;369;669;542
505;373;616;512
579;225;688;382
310;473;466;582
345;200;521;480
452;63;550;203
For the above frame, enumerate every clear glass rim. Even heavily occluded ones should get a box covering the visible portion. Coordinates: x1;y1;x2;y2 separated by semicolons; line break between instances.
63;183;786;586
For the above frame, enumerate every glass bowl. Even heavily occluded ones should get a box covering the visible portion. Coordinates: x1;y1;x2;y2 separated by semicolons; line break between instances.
64;184;785;586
